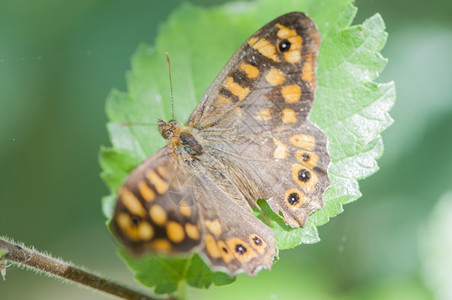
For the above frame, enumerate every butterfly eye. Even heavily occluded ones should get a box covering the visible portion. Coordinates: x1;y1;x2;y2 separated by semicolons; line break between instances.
278;39;291;52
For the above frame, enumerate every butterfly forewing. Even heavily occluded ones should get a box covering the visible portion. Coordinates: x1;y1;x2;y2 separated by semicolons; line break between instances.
189;12;319;129
113;147;203;254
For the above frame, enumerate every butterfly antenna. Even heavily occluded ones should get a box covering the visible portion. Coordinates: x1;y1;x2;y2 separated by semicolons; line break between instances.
165;52;175;121
119;121;158;127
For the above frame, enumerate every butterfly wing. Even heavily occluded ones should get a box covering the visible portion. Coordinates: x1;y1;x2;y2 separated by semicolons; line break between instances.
188;12;330;227
112;147;203;255
112;147;275;275
190;169;276;275
189;12;319;128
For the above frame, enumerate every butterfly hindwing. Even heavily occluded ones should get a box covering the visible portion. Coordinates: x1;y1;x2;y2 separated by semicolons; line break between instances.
191;170;276;275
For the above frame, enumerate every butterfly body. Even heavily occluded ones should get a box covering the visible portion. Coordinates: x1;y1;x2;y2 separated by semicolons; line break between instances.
112;12;330;276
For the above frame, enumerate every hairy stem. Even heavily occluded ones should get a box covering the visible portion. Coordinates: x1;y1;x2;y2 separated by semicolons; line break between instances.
0;237;163;300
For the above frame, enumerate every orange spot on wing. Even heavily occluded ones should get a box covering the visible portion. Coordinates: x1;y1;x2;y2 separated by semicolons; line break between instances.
302;54;315;83
240;63;259;79
273;138;288;159
249;37;280;62
185;223;200;240
205;220;222;236
167;221;185;243
119;187;146;217
156;166;171;180
137;222;154;240
149;204;167;226
151;239;172;252
289;134;316;150
281;84;302;103
265;68;286;86
225;77;249;101
255;108;271;121
138;180;155;202
218;240;235;263
205;234;221;258
295;150;319;169
179;200;191;217
276;23;297;39
282;108;297;123
216;95;231;105
145;171;169;194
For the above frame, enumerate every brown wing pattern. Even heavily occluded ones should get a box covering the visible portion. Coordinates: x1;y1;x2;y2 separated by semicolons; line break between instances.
189;12;330;227
189;12;319;130
112;147;203;254
112;146;276;275
190;168;276;275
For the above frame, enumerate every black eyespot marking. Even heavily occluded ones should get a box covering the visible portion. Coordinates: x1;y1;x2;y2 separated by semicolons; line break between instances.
252;236;263;246
130;216;140;226
278;39;291;52
302;153;310;161
288;192;300;205
298;169;311;182
222;247;228;253
235;244;247;255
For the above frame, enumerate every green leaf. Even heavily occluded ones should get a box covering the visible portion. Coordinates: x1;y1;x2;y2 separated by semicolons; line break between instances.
185;254;235;289
100;0;395;295
119;250;188;294
118;250;234;294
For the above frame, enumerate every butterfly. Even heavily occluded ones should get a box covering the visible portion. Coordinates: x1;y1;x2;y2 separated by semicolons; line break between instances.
112;11;330;276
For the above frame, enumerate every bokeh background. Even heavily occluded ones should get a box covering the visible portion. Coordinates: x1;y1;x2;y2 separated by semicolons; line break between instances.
1;0;452;299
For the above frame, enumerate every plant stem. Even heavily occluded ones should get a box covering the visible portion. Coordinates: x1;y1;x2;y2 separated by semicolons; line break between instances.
0;237;162;300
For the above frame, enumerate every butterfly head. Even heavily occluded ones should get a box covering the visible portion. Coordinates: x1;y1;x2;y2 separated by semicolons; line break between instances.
158;119;179;140
158;119;204;158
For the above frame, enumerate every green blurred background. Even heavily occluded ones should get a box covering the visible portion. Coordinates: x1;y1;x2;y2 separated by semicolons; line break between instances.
1;0;452;299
